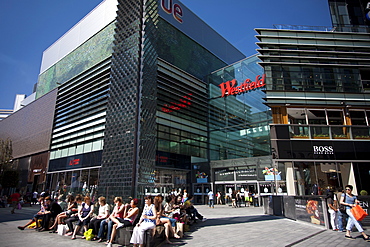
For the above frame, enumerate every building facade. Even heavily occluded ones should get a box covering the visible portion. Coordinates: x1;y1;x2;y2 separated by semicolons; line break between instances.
256;1;370;195
0;0;245;200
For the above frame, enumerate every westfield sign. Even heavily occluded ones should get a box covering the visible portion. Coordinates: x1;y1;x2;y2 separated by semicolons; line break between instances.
219;74;266;97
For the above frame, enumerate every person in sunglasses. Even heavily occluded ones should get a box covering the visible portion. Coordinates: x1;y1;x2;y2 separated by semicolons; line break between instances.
340;185;370;241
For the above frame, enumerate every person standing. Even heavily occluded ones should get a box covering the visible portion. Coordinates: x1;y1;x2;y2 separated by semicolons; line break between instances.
340;185;370;241
326;191;338;231
32;191;38;205
208;190;214;208
216;191;222;205
10;189;21;214
335;187;346;232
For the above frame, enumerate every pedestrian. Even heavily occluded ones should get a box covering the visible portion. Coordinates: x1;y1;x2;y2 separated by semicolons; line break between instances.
244;189;250;207
340;185;370;241
326;191;338;231
10;189;21;214
208;190;214;208
216;191;222;205
335;187;347;232
32;191;38;205
231;191;237;208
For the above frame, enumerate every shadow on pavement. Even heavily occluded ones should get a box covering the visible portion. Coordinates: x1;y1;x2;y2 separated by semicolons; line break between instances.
160;214;281;247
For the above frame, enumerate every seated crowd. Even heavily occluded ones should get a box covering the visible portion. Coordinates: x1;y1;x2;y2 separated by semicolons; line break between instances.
17;193;206;247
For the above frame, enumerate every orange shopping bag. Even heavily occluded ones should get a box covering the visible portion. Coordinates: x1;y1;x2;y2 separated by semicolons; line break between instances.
351;205;368;221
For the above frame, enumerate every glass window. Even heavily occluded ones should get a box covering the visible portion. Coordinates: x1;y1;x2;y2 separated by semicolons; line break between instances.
287;108;307;124
350;110;366;125
327;110;344;125
294;162;343;196
307;110;327;125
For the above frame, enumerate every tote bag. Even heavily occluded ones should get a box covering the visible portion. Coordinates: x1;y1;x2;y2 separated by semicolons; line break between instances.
351;205;368;221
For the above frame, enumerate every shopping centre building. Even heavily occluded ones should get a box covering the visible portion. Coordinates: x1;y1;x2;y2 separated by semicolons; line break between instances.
1;0;370;204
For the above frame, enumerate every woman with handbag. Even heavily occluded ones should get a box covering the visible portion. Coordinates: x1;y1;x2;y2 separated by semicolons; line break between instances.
71;195;94;240
340;185;370;241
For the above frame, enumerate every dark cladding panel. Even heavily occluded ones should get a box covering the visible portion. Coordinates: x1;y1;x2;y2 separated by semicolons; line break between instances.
275;140;293;159
353;141;370;160
100;0;158;199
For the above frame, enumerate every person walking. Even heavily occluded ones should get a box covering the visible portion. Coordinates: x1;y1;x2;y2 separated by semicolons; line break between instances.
208;190;214;208
340;184;370;241
216;191;222;205
10;189;21;214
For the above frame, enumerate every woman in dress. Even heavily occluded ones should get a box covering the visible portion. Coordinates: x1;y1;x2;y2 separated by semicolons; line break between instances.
340;185;370;241
130;195;157;247
71;195;94;240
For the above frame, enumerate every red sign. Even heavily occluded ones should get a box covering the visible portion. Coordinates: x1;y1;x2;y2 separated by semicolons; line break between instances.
161;0;183;23
69;159;80;166
162;93;192;113
219;74;266;97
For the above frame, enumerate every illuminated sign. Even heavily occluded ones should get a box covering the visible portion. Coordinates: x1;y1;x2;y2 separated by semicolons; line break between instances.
219;74;265;97
160;0;183;23
69;159;80;166
162;93;192;113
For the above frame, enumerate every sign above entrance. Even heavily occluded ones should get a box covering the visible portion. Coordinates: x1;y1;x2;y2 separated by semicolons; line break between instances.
219;74;266;98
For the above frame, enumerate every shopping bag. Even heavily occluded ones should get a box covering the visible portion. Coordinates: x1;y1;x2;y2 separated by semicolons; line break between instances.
84;229;95;241
176;222;184;238
351;205;368;221
17;203;22;210
28;221;37;229
57;224;67;235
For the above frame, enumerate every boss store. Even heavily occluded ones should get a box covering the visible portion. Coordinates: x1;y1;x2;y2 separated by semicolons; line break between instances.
271;125;370;196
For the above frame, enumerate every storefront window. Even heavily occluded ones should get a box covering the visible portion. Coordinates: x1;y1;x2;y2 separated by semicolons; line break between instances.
294;162;344;196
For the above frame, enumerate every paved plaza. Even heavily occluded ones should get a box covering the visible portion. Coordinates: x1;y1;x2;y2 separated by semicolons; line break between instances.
1;204;369;246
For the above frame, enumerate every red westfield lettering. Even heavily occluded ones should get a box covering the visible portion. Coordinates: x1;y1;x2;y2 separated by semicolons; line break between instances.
161;0;183;23
219;74;266;97
162;93;192;113
69;159;80;166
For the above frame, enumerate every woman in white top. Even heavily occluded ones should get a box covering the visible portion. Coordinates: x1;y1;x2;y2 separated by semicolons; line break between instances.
90;196;110;239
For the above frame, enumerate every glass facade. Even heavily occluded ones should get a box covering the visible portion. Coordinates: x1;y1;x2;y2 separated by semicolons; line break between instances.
207;55;273;201
208;55;272;160
157;19;226;80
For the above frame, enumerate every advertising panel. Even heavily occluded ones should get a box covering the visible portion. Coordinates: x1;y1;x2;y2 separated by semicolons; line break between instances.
295;197;325;226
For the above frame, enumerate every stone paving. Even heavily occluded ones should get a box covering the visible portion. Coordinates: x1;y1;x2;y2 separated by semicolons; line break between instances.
0;204;369;247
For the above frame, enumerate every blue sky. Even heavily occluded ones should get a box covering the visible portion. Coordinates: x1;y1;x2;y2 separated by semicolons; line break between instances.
0;0;331;110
